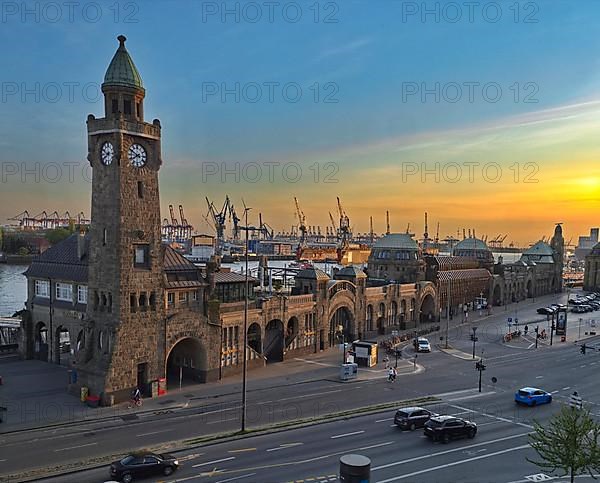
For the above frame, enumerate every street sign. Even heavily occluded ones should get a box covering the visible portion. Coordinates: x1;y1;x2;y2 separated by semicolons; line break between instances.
508;317;512;323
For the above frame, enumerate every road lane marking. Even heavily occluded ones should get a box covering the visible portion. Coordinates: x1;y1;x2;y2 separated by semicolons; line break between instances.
449;404;533;429
375;418;393;423
450;411;472;416
376;444;530;482
193;457;235;468
178;453;205;461
267;443;304;452
331;430;365;439
535;375;543;379
279;390;343;402
215;473;257;483
228;448;257;453
551;390;559;394
54;442;97;452
207;417;239;425
563;386;571;390
527;343;534;349
446;391;495;402
372;432;530;471
136;428;174;437
358;441;394;450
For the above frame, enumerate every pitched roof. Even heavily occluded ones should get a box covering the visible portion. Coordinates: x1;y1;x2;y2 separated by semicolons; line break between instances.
24;234;89;282
296;267;330;280
213;271;257;284
163;246;199;272
103;36;144;90
336;266;367;278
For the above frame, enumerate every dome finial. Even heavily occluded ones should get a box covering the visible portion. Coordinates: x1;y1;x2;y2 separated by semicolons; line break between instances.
117;35;127;47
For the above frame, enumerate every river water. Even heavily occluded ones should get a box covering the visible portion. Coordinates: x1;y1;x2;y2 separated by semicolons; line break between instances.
0;264;28;317
0;252;521;316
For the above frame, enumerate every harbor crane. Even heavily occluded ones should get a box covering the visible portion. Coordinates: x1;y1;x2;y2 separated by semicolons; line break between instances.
337;197;351;245
258;213;274;240
206;196;232;255
293;197;307;245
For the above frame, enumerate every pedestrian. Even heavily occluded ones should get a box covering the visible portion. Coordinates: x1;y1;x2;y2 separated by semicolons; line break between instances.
383;356;389;369
524;325;528;335
392;366;397;382
388;367;394;382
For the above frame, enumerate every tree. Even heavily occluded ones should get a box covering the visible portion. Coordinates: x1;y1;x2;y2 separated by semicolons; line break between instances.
45;228;71;245
528;405;600;483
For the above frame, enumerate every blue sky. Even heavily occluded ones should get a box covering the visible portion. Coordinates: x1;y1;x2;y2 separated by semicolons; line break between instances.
1;1;599;242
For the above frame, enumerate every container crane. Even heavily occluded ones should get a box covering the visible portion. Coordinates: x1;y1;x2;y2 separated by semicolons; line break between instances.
336;197;351;246
293;197;307;245
206;196;231;254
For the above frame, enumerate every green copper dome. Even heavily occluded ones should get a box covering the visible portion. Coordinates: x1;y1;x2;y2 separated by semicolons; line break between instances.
103;35;144;90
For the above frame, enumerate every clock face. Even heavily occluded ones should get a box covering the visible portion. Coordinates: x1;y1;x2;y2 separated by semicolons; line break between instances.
128;144;147;168
101;142;114;166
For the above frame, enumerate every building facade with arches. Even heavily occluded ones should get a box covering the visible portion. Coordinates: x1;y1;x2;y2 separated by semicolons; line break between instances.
19;36;440;405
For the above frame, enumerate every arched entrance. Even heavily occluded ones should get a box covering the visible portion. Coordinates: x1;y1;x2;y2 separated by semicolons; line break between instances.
55;326;71;366
285;316;299;350
167;338;208;386
264;319;284;363
492;284;502;306
247;323;262;354
329;306;354;347
34;322;48;361
377;302;386;334
419;294;435;323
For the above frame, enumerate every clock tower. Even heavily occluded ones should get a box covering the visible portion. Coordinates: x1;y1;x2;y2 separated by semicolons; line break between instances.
80;35;165;401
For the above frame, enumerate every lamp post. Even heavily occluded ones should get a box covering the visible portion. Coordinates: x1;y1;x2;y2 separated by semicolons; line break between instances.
445;277;450;349
241;204;252;432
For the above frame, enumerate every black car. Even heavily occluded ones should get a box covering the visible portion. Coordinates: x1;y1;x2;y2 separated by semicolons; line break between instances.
536;307;555;315
394;406;436;430
110;452;179;482
424;415;477;443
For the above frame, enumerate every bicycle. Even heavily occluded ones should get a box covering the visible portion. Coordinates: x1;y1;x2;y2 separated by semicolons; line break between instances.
127;397;143;409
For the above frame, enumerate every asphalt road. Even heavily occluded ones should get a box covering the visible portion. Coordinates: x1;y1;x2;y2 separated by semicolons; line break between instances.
5;291;600;482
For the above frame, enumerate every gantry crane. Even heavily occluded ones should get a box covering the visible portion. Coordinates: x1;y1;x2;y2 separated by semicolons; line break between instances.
294;197;307;245
336;197;351;246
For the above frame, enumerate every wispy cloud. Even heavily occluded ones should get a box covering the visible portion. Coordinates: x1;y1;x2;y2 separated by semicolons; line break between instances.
315;37;373;62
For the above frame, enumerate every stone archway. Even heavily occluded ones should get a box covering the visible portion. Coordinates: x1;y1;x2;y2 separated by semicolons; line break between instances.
166;337;208;386
55;326;71;366
419;294;435;323
329;306;354;347
286;316;299;349
492;284;502;306
247;323;262;355
34;322;48;362
264;319;284;363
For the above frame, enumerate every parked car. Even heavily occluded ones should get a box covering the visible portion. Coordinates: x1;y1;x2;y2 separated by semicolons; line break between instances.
394;406;436;430
514;387;552;407
550;303;566;309
415;338;431;352
110;452;179;482
424;415;477;443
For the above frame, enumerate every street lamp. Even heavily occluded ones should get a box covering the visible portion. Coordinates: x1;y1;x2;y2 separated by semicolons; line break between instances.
240;203;254;432
471;327;478;359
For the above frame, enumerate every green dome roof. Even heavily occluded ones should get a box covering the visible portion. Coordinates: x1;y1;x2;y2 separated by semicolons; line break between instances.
453;237;490;253
373;233;418;250
103;35;144;90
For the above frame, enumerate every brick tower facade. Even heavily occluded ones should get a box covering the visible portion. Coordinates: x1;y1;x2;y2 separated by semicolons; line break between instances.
79;35;165;402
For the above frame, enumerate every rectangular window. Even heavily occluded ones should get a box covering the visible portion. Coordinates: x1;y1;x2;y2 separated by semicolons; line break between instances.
35;280;50;298
179;292;188;303
55;283;73;302
167;292;175;306
112;99;118;113
77;285;88;304
124;100;132;115
192;291;198;301
134;244;149;268
137;181;144;198
103;228;107;246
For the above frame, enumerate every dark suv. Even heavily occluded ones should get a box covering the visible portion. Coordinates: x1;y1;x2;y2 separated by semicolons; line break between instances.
394;406;436;431
424;415;477;443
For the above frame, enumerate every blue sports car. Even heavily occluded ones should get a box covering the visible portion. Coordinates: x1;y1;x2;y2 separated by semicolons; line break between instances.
515;387;552;406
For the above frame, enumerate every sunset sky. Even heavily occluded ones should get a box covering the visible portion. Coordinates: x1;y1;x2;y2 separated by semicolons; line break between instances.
1;0;599;246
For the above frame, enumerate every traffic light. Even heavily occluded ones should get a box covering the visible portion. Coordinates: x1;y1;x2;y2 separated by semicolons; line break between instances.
581;344;586;355
475;361;486;371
